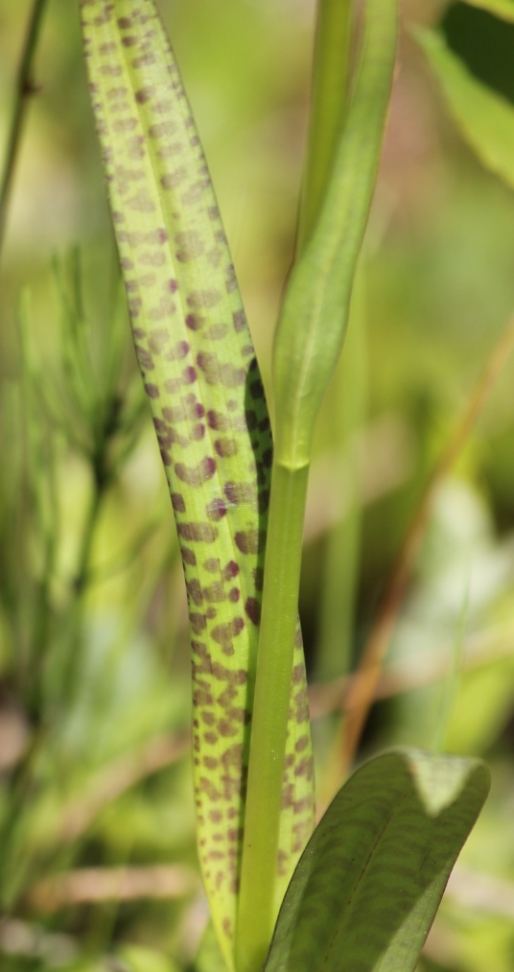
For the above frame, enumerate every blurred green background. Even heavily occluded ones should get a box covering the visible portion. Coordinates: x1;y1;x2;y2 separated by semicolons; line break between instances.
1;0;514;969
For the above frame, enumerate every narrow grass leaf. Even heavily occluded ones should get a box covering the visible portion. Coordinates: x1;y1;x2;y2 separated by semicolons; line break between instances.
416;27;514;191
265;749;490;972
79;1;314;966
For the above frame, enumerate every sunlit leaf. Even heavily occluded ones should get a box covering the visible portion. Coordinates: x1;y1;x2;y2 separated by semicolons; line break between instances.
79;1;314;966
462;0;514;22
416;27;514;190
265;749;490;972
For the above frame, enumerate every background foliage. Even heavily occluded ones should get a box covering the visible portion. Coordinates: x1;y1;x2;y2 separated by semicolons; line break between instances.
1;0;514;969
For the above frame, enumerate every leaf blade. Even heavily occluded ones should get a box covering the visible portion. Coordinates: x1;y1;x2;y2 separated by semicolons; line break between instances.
416;26;514;191
265;749;490;972
80;0;314;965
272;0;397;467
461;0;514;22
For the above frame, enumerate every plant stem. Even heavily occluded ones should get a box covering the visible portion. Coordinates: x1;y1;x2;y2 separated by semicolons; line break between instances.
60;446;110;695
0;0;49;254
236;4;358;968
42;427;112;711
236;461;309;972
315;269;366;680
72;465;105;597
297;0;354;253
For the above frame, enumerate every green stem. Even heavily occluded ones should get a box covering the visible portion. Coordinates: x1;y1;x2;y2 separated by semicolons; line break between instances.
236;461;309;972
59;451;109;696
316;479;360;679
315;267;367;680
236;4;359;969
0;0;49;254
297;0;355;253
43;439;111;711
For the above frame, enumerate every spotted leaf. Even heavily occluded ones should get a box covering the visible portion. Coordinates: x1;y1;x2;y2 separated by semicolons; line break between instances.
79;1;314;966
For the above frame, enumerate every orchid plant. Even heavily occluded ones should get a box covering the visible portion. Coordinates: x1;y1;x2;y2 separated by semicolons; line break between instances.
76;1;491;970
1;0;495;970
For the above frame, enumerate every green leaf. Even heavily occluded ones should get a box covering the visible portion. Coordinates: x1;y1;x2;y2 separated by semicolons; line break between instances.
265;749;490;972
416;27;514;190
194;922;229;972
119;944;181;972
79;1;314;967
461;0;514;22
272;0;397;467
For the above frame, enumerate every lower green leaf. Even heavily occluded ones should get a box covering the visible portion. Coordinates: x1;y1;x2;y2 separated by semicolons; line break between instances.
265;749;490;972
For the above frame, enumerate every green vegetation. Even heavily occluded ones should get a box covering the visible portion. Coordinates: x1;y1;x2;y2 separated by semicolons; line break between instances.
1;1;514;970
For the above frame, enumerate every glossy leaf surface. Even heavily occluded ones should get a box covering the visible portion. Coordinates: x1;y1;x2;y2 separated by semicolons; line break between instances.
265;749;490;972
417;27;514;190
79;2;314;966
